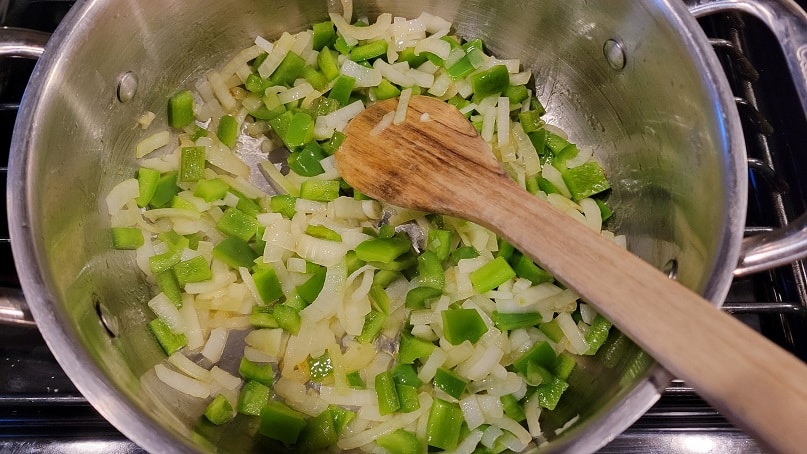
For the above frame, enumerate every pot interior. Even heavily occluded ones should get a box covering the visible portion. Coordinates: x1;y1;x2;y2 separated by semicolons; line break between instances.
10;0;744;452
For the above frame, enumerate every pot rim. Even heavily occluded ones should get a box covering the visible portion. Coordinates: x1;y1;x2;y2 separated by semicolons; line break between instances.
6;0;748;453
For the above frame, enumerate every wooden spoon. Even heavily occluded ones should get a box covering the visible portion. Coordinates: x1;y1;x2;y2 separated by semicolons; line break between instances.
336;95;807;454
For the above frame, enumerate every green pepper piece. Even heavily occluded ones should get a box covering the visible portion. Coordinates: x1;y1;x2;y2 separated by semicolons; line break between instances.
244;73;271;94
450;246;479;265
216;207;258;242
376;429;422;454
525;361;553;386
317;47;341;81
259;400;307;445
173;256;212;286
328;405;354;434
250;305;279;329
433;367;468;399
350;39;388;61
179;146;206;182
149;171;180;208
397;47;428;68
354;237;411;263
110;227;143;250
504;84;530;104
356;310;387;344
396;383;420;413
216;115;239;148
168;90;195;129
287;140;326;177
251;52;268;73
528;130;547;154
297;265;326;303
321;130;346;156
346;370;366;388
561;161;611;201
512;340;556;373
252;266;284;304
156;270;183;307
239;357;274;386
274;303;301;334
212;236;258;269
425;398;463;451
148;318;187;355
333;35;355;55
510;252;554;285
305;224;342;242
269;51;306;86
307;351;333;381
375;371;401;415
267;109;294;145
469;256;516;293
300;65;329;91
312;21;336;51
370;79;401;101
192;179;228;205
405;286;442;309
204;394;235;425
373;269;402;288
368;284;390;314
543;132;569;157
538;317;565;343
442;308;488;345
596;198;614;222
328;75;356;106
500;394;526;422
535;376;569;410
391;363;422;388
553;352;577;380
417;250;445;290
398;332;435;364
284;112;315;148
149;248;183;275
426;229;452;261
270;194;297;218
492;311;543;331
585;314;613;355
518;110;544;134
299;179;340;202
135;167;160;207
469;65;510;98
298;407;338;453
447;55;474;79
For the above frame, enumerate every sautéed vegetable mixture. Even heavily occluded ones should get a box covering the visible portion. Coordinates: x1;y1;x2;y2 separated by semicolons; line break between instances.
106;4;620;452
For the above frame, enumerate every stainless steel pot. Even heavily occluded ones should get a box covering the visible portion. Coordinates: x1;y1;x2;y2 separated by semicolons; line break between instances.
3;0;807;452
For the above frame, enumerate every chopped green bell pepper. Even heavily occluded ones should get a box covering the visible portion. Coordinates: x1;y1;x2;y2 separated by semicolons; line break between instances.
442;308;488;345
204;394;235;425
168;90;195;129
110;227;143;250
259;400;308;445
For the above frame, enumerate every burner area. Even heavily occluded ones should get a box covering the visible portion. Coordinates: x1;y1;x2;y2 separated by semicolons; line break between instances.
2;1;807;453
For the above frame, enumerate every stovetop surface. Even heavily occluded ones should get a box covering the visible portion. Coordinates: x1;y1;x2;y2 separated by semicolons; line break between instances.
2;1;807;453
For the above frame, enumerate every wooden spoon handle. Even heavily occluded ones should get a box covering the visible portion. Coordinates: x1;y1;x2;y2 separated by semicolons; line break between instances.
471;178;806;454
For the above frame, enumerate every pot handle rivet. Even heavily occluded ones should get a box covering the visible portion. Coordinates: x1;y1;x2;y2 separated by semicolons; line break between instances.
94;297;119;338
603;39;626;71
117;71;138;103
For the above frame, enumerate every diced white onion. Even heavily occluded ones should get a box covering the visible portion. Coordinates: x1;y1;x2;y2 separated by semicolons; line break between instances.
135;130;170;158
167;352;211;382
394;88;412;125
154;364;210;398
201;327;229;362
105;178;139;216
